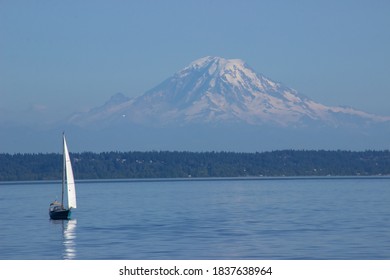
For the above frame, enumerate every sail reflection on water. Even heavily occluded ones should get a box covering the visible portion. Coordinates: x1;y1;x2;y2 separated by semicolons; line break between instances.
63;219;77;260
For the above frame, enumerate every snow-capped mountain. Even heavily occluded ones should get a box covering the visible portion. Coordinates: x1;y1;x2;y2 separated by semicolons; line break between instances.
69;56;389;128
2;56;389;153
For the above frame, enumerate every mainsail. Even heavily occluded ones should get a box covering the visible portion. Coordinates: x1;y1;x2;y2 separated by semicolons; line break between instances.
64;135;77;209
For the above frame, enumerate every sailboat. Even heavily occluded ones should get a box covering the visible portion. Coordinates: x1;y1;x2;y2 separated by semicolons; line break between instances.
49;133;77;220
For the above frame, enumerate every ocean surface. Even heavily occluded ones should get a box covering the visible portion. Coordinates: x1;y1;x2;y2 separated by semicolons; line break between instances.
0;177;389;260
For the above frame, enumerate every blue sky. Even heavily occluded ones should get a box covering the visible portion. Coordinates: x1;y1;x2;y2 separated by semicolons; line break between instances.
1;0;390;124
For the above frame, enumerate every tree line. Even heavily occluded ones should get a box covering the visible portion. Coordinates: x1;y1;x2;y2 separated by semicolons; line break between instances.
0;150;389;181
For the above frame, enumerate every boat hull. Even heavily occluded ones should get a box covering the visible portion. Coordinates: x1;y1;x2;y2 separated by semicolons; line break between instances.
49;209;71;220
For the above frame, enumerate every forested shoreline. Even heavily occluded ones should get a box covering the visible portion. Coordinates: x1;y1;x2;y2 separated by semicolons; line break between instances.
1;150;390;181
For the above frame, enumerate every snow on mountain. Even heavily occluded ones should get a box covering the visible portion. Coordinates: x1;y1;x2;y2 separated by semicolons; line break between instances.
69;56;390;128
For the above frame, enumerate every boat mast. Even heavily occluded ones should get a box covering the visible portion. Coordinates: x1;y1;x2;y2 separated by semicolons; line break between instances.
61;133;65;208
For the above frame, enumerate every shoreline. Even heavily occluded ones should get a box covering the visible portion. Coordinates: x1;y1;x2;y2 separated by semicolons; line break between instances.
1;175;390;185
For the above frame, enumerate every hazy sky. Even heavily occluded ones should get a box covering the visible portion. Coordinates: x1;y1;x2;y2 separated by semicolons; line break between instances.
1;0;390;124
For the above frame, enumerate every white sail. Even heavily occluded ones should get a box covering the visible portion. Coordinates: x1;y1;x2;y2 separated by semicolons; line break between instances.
64;135;77;209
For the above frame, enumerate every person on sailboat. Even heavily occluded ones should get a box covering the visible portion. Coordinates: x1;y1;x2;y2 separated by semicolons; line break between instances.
50;200;61;207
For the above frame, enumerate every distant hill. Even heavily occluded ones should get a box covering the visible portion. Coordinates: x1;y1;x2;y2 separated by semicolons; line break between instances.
1;150;390;181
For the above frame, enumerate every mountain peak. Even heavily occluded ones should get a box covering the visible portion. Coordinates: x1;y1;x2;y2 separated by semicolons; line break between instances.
181;56;247;77
69;56;390;128
106;92;130;105
188;56;245;69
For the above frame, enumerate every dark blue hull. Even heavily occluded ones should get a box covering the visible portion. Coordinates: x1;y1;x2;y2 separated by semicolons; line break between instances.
49;209;70;220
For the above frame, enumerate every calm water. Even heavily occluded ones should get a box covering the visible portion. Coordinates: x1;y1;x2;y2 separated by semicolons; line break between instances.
0;178;389;260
